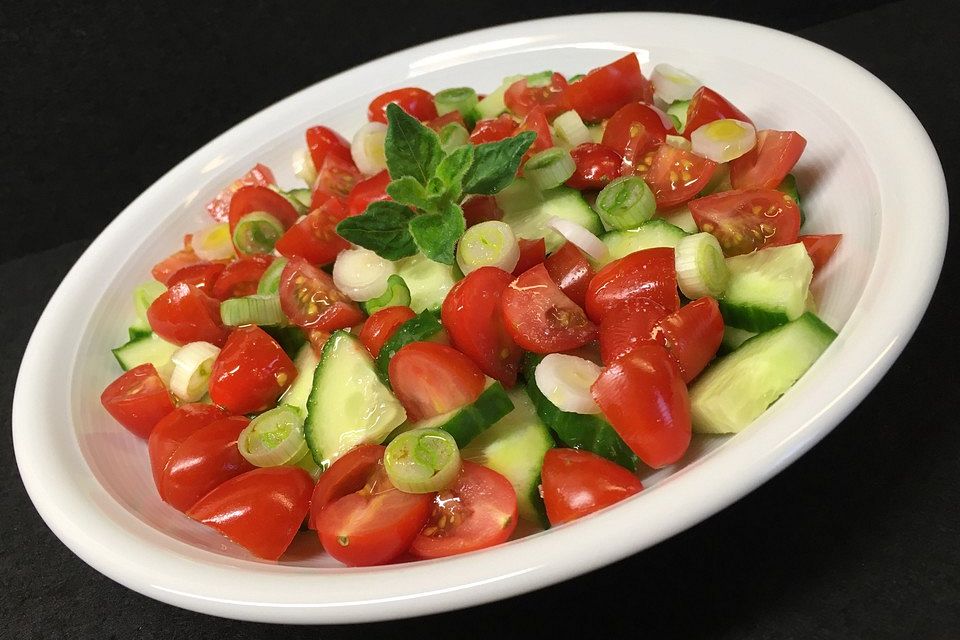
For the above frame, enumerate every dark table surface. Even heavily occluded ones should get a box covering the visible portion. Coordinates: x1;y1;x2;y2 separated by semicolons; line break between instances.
3;1;958;638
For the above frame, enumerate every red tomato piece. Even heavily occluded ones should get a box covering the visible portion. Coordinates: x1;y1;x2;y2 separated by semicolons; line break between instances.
565;53;654;122
278;257;363;331
730;130;807;190
657;297;725;382
368;87;438;123
100;364;176;439
147;282;229;347
275;198;353;266
206;164;276;222
639;144;718;209
500;263;597;354
513;237;546;276
308;444;386;529
388;342;486;421
469;115;518;145
410;461;518;559
544;241;596;308
601;102;671;170
313;153;362;201
187;466;314;561
800;234;842;273
316;463;432;567
591;343;692;468
208;326;297;415
346;170;391;216
358;306;416;358
599;297;670;365
442;267;524;387
306;328;331;357
683;86;754;138
426;111;466;132
305;126;352;177
151;247;206;286
584;247;679;323
689;188;801;256
159;415;254;512
566;143;622;190
167;262;226;294
462;195;504;227
541;449;643;526
226;185;299;240
148;404;229;492
515;106;553;156
210;255;273;300
504;72;570;119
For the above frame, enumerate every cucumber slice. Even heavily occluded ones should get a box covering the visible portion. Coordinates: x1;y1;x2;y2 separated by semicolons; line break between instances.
719;242;813;332
523;354;639;471
394;252;461;313
690;313;837;434
598;219;689;266
719;325;756;354
397;381;515;448
666;100;690;133
777;174;805;226
262;325;308;359
129;280;166;337
280;342;320;416
361;274;411;316
497;179;604;253
657;206;699;234
111;333;178;371
375;310;444;382
476;74;523;120
304;331;407;468
462;387;554;526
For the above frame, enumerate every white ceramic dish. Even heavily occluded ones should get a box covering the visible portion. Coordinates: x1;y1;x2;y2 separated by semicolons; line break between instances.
13;12;947;624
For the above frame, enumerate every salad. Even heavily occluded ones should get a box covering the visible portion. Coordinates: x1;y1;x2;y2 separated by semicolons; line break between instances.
100;53;841;566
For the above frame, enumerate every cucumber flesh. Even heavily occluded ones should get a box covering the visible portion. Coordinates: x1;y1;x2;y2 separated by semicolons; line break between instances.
719;325;756;354
497;179;603;253
395;381;515;448
523;354;639;471
130;280;166;336
598;219;689;267
719;242;813;332
690;313;836;434
462;387;554;526
476;75;523;120
394;252;461;313
304;331;406;468
361;274;411;316
657;206;699;234
112;333;178;372
280;342;319;416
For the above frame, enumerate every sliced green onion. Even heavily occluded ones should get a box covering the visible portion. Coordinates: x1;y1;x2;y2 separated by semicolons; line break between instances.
362;274;411;315
568;73;585;83
384;428;461;494
552;110;592;149
220;294;285;326
256;257;288;296
535;353;602;415
524;70;554;88
332;246;397;302
438;122;469;154
238;405;308;467
133;281;166;327
587;123;605;143
191;223;237;261
434;87;479;126
351;121;388;176
293;450;322;480
524;147;576;191
675;232;730;299
665;134;692;151
292;147;317;186
651;64;701;104
595;176;656;231
169;341;220;402
476;74;522;119
232;211;284;255
690;119;756;163
547;217;608;262
666;100;690;134
456;220;520;275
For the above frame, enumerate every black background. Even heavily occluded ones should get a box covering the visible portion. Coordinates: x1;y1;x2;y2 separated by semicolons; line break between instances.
2;1;958;638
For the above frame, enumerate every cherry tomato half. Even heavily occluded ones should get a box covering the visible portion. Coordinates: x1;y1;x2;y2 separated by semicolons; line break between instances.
601;102;671;171
514;237;547;276
462;195;504;227
147;282;229;347
657;297;725;382
541;448;643;526
544;241;596;308
308;444;386;529
151;247;205;286
210;255;273;300
516;106;553;156
305;126;352;178
208;325;297;415
565;53;654;122
346;170;391;216
410;461;518;559
167;262;226;295
275;198;353;266
148;404;228;491
638;144;718;210
504;72;570;119
730;130;807;191
442;267;524;387
358;306;416;358
800;234;842;273
584;247;679;323
689;188;801;256
205;164;276;223
566;143;622;191
469;114;518;145
388;342;486;421
100;364;176;439
591;343;692;468
368;87;438;124
599;297;670;365
278;257;363;331
313;153;362;201
683;86;754;138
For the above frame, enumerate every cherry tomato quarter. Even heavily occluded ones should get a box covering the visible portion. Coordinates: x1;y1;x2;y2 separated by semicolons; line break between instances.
584;247;680;323
147;282;229;347
388;342;486;421
207;325;297;415
541;448;643;526
100;364;176;439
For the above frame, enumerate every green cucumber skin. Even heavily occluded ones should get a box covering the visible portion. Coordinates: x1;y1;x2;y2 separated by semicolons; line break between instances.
689;313;837;434
430;382;515;448
497;180;603;253
777;174;804;226
111;333;178;371
375;310;444;383
717;299;791;334
394;253;461;313
719;243;813;333
280;343;320;416
361;274;411;316
522;354;639;472
598;219;688;267
262;325;308;359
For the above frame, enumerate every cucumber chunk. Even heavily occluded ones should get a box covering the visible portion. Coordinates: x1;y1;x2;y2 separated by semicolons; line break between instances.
598;219;689;266
719;242;813;333
462;387;554;526
523;354;639;471
657;206;699;234
476;74;523;120
719;325;756;354
129;280;166;337
398;381;515;448
690;313;836;434
777;174;805;226
361;274;411;316
497;179;603;253
394;252;461;313
375;310;444;382
304;331;407;468
280;342;319;416
112;333;178;372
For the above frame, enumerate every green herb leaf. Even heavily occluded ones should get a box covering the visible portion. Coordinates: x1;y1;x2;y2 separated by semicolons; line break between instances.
335;201;418;260
433;144;474;203
386;176;431;211
384;103;443;185
408;201;466;265
462;131;536;195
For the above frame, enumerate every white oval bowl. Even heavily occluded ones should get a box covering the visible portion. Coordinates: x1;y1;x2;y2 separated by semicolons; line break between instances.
13;12;947;624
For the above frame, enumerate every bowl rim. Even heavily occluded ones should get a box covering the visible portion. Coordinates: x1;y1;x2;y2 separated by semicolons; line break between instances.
13;11;948;624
